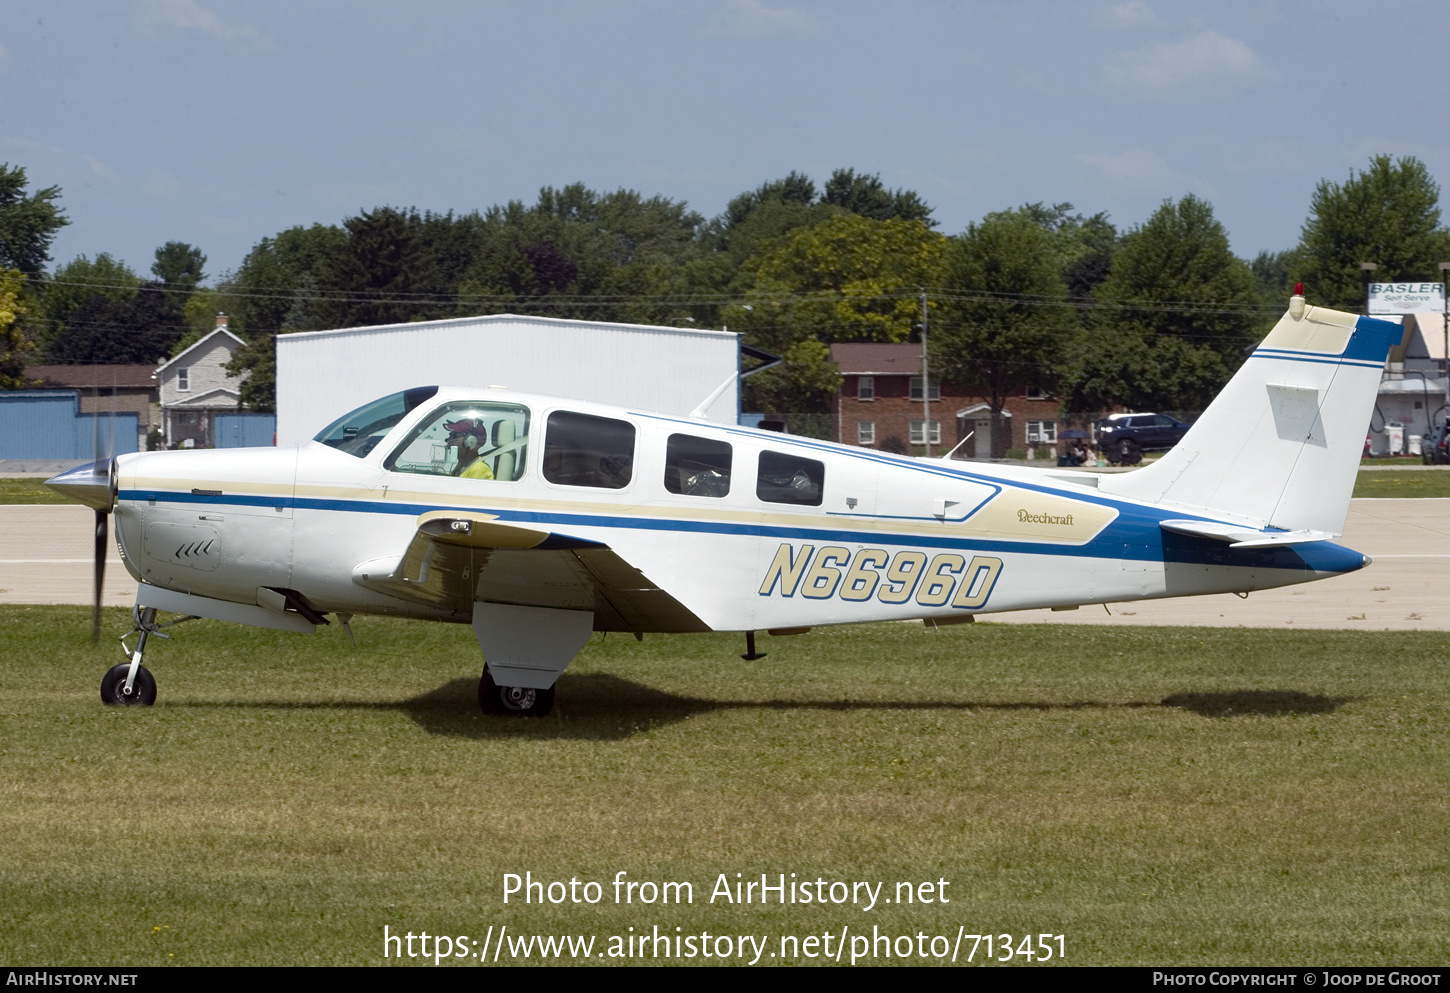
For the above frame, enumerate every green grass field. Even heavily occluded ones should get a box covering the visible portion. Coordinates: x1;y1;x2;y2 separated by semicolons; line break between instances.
1352;470;1450;498
0;477;68;504
2;606;1446;966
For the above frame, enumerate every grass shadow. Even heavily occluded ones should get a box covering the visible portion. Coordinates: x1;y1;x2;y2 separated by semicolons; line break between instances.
154;679;1360;738
1161;690;1355;717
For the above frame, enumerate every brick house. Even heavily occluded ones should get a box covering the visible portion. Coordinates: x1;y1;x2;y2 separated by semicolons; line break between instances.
24;363;161;452
830;343;1064;458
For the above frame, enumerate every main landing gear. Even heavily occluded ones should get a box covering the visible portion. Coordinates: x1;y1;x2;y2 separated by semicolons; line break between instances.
478;666;555;717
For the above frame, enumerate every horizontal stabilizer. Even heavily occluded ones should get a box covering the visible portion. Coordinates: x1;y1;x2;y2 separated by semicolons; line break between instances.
1160;519;1336;548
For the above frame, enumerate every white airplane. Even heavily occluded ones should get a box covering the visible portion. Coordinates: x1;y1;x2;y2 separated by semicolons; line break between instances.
47;292;1401;716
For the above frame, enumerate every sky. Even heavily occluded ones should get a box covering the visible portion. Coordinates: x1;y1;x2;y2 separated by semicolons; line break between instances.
3;0;1448;282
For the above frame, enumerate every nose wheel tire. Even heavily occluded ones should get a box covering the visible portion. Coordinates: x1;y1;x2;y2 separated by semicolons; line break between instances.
478;666;555;717
101;663;157;706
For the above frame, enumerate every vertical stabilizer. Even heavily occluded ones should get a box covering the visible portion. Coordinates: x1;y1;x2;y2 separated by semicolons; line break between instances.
1098;302;1402;536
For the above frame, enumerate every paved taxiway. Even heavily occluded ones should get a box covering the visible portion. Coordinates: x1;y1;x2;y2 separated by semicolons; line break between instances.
1;499;1446;630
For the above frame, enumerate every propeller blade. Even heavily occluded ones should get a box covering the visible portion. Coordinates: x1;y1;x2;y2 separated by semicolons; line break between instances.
92;507;107;644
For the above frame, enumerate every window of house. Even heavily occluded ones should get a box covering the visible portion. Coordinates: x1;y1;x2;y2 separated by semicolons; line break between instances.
908;377;940;401
1025;385;1049;399
664;434;732;497
543;410;635;489
909;420;941;445
857;420;875;446
1026;420;1057;444
177;367;190;392
757;450;824;506
857;376;875;401
384;401;531;481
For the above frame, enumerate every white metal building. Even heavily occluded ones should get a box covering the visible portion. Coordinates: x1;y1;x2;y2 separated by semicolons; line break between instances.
274;314;741;447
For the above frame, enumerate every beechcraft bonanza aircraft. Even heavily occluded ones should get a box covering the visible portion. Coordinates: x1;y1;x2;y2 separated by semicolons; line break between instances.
47;291;1400;715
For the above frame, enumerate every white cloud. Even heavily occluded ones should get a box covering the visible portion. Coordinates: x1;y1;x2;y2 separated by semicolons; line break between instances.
84;155;119;183
1076;148;1177;187
1101;2;1159;29
1107;30;1269;91
136;0;271;45
710;0;818;38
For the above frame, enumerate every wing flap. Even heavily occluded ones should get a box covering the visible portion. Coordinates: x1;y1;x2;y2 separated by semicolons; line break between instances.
352;511;709;632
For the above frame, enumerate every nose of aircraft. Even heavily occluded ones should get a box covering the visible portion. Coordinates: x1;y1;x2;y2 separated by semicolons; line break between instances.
44;458;117;512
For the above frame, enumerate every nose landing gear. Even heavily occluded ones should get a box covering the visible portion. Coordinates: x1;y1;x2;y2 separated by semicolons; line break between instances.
102;606;199;707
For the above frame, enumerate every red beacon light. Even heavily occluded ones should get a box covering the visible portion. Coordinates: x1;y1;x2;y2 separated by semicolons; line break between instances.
1290;282;1306;320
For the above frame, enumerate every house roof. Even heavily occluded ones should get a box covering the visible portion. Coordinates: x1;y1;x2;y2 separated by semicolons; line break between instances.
829;343;924;375
156;327;246;373
25;364;158;389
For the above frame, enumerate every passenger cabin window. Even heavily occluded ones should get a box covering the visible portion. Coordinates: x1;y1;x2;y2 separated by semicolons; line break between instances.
757;450;824;506
384;401;531;481
664;434;732;497
314;386;439;459
543;411;635;489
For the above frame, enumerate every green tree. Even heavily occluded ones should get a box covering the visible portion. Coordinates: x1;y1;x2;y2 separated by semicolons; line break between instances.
219;223;346;339
0;268;38;387
34;253;142;351
151;241;207;308
933;209;1078;457
821;168;934;226
729;213;946;414
740;338;843;416
1296;155;1450;311
0;164;68;276
1072;195;1262;412
45;281;186;364
458;184;704;325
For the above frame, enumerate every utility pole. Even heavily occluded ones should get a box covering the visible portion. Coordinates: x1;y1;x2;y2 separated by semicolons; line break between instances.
1440;263;1450;410
1360;262;1378;315
919;289;931;458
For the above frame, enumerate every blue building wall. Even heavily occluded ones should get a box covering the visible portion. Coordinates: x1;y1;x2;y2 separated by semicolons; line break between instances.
215;413;276;448
0;392;140;459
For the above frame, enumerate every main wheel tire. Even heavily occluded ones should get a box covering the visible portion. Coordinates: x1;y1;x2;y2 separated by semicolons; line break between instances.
1117;439;1142;466
100;663;156;706
478;667;555;717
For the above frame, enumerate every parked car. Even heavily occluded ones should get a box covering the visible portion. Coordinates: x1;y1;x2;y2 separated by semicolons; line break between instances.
1423;422;1450;465
1095;413;1192;466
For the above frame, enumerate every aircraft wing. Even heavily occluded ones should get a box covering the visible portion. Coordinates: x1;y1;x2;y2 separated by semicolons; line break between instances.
1159;519;1337;548
351;510;710;633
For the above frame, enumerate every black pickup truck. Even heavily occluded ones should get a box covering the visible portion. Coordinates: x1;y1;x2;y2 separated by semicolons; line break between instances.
1095;413;1192;466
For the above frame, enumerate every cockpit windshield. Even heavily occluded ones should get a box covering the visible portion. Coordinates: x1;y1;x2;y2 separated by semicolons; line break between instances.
313;387;439;459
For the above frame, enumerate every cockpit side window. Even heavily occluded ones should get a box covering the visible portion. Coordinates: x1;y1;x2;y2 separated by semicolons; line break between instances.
757;450;824;506
384;402;531;481
665;434;732;497
313;386;439;459
543;411;635;489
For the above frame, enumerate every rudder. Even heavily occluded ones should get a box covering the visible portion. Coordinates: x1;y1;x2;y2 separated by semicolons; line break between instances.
1098;299;1402;536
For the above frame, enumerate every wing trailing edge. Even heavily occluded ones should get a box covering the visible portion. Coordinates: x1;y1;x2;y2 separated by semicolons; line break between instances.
351;510;709;633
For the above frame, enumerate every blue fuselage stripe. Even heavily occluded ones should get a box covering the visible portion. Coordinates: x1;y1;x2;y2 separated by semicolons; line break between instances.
121;489;1366;574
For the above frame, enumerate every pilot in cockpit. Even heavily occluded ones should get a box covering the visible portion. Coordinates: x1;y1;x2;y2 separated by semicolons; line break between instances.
445;418;495;480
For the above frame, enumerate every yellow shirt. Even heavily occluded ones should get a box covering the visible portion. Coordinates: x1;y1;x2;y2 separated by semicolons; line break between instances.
458;459;494;480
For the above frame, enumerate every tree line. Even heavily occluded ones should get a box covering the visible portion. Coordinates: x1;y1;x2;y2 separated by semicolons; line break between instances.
3;156;1448;454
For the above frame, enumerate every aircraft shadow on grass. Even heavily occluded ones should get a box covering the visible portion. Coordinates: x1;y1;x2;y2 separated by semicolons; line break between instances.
394;676;1355;740
156;678;1355;740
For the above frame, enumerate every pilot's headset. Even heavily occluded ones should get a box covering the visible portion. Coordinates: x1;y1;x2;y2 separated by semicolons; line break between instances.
445;417;481;459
